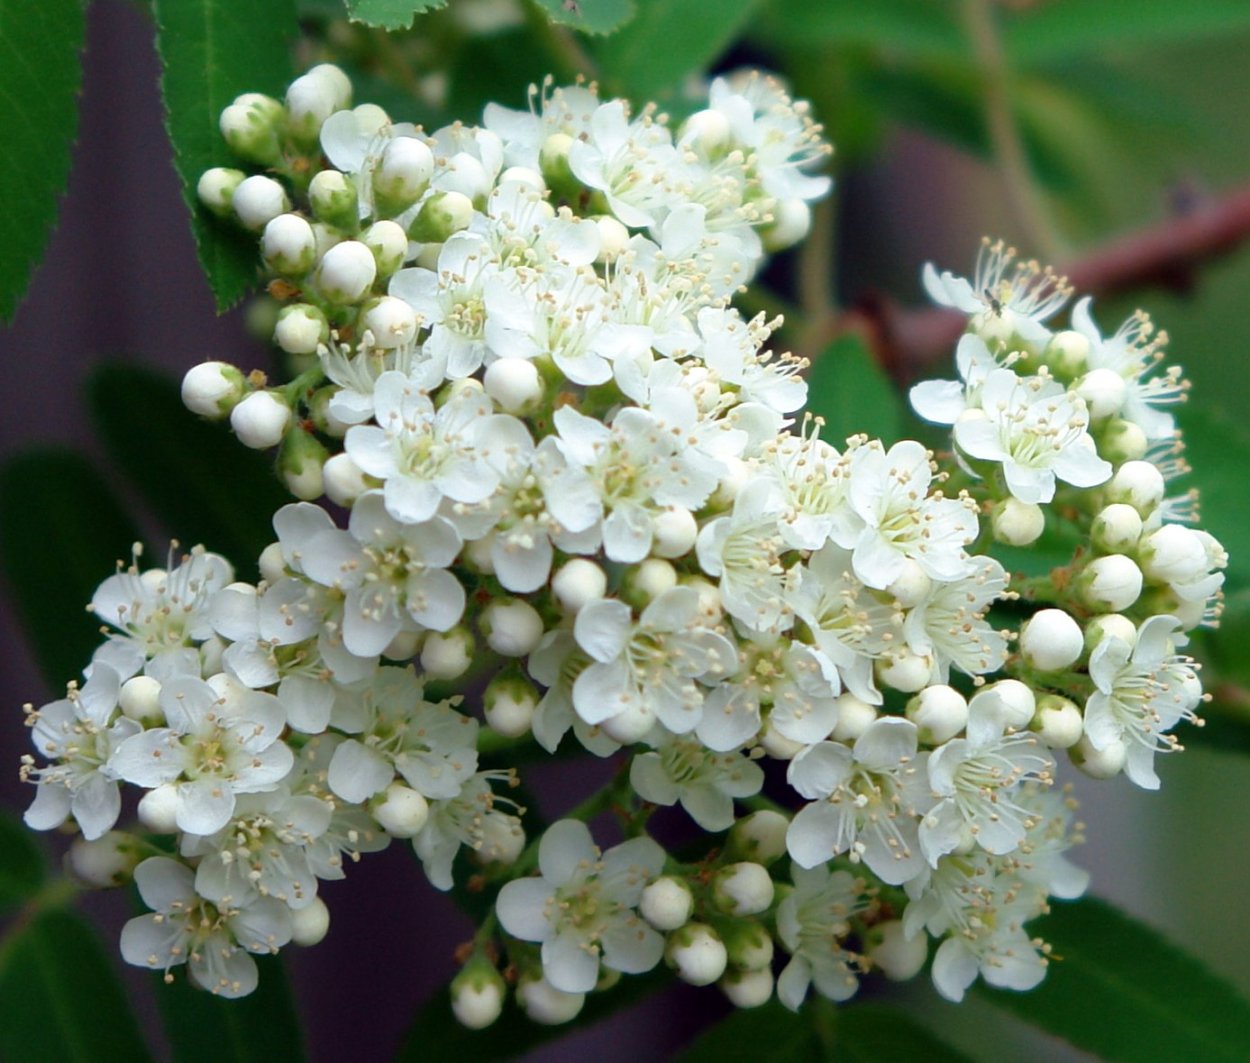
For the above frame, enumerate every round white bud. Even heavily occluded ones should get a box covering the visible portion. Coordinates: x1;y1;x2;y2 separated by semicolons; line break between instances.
1139;524;1209;584
382;629;421;661
1044;330;1090;377
875;650;933;694
712;863;774;917
482;598;544;657
420;628;474;679
681;108;731;154
484;675;538;738
258;542;287;583
374;137;434;208
1091;503;1143;554
361;295;418;349
552;559;607;614
759;720;804;760
667;923;728;987
762;197;812;252
118;675;163;725
1071;732;1127;779
483;358;543;414
196;167;244;217
1019;608;1085;671
322;453;370;507
1031;694;1083;749
1084;613;1137;653
685;576;724;622
463;534;495;575
992;497;1045;546
1079;554;1143;612
230;391;291;449
720;968;774;1009
66;831;136;888
517;974;584;1025
722;921;774;972
309;169;357;228
906;685;968;745
363;219;409;277
593;215;631;261
650;508;699;560
866;920;927;981
231;175;290;230
219;97;282;165
137;784;181;833
1075;368;1127;420
499;165;546;192
1100;417;1150;465
969;678;1036;733
885;559;932;609
450;964;505;1030
274;303;329;356
285;74;337;144
1105;460;1166;516
539;132;575;183
476;814;525;868
315;240;377;303
307;63;352;109
290;897;331;947
624;558;677;606
409;190;474;243
640;876;694;932
181;361;245;419
599;701;656;745
830;693;877;742
726;810;789;866
262;213;317;275
373;783;429;838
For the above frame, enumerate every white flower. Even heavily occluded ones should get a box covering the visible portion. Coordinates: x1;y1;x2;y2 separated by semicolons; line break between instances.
484;81;600;171
527;631;621;757
568;100;678;228
629;739;764;831
775;865;871;1010
495;820;666;993
903;556;1010;683
909;333;1002;426
413;772;524;890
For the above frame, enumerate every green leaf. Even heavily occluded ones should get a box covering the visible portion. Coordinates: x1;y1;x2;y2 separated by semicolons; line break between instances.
88;363;290;580
155;955;304;1063
759;0;965;59
1176;405;1250;587
397;969;668;1061
595;0;762;97
806;334;905;447
0;811;46;917
836;1004;978;1062
0;449;142;687
344;0;447;31
154;0;298;311
675;1001;821;1061
0;0;86;323
529;0;636;36
978;896;1250;1062
0;907;154;1062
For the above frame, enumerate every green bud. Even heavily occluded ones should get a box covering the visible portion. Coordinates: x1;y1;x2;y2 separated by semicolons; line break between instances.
408;190;474;243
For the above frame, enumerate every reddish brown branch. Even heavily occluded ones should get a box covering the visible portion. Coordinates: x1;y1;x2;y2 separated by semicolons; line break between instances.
834;182;1250;386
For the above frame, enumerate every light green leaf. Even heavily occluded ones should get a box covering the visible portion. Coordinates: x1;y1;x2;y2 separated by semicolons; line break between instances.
344;0;447;31
978;896;1250;1062
154;0;298;311
806;334;905;447
88;363;290;581
0;908;154;1062
529;0;636;36
595;0;762;97
0;811;46;918
759;0;965;59
0;449;143;687
155;955;304;1063
0;0;86;323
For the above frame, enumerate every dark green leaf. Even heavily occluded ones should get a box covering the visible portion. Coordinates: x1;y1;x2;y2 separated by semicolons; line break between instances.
448;27;558;124
0;0;86;323
759;0;965;59
0;449;142;687
807;334;904;447
530;0;636;36
1190;594;1250;757
675;1001;821;1061
156;954;304;1063
89;363;289;581
344;0;447;31
0;810;46;917
836;1004;977;1062
595;0;762;98
978;896;1250;1062
0;907;154;1062
1176;406;1250;587
397;969;669;1061
154;0;298;311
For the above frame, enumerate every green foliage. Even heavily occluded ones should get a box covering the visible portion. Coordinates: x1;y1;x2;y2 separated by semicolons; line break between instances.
806;334;905;448
154;0;299;311
0;907;154;1062
344;0;448;31
675;1001;823;1061
836;1005;978;1061
0;811;46;918
978;896;1250;1062
758;0;964;59
0;0;86;323
0;450;142;688
530;0;637;36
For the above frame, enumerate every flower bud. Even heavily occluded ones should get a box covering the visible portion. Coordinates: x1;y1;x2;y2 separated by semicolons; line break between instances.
408;190;474;243
232;175;290;231
285;73;338;147
640;876;694;932
622;558;677;607
725;810;789;866
316;240;377;303
372;783;430;838
500;165;546;193
649;507;699;560
484;673;538;738
968;679;1036;733
1099;418;1148;464
1031;694;1083;749
477;813;525;868
1091;503;1143;554
363;220;409;278
1139;524;1209;584
307;64;352;110
66;831;138;888
1071;732;1126;779
181;361;246;418
721;920;775;972
552;559;607;614
258;542;287;583
593;215;631;262
361;295;419;350
761;197;812;252
118;675;163;725
230;391;291;449
274;304;329;356
219;94;283;165
759;720;804;760
885;559;932;609
1104;460;1165;516
383;630;421;661
278;428;328;501
906;684;968;745
262;213;318;275
991;497;1045;546
484;358;543;414
322;452;370;506
865;920;927;981
374;137;434;213
830;693;877;741
720;967;774;1009
451;956;506;1030
1019;608;1084;671
539;133;577;194
309;169;358;231
137;784;181;833
481;598;544;657
420;627;474;679
875;649;933;694
1078;554;1143;612
517;973;584;1025
1075;368;1127;420
1044;330;1090;378
666;923;728;987
599;701;655;745
1084;613;1137;653
290;896;331;947
712;863;774;917
681;107;731;155
197;167;244;217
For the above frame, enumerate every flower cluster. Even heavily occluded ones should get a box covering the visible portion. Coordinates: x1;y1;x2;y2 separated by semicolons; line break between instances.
18;67;1223;1022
